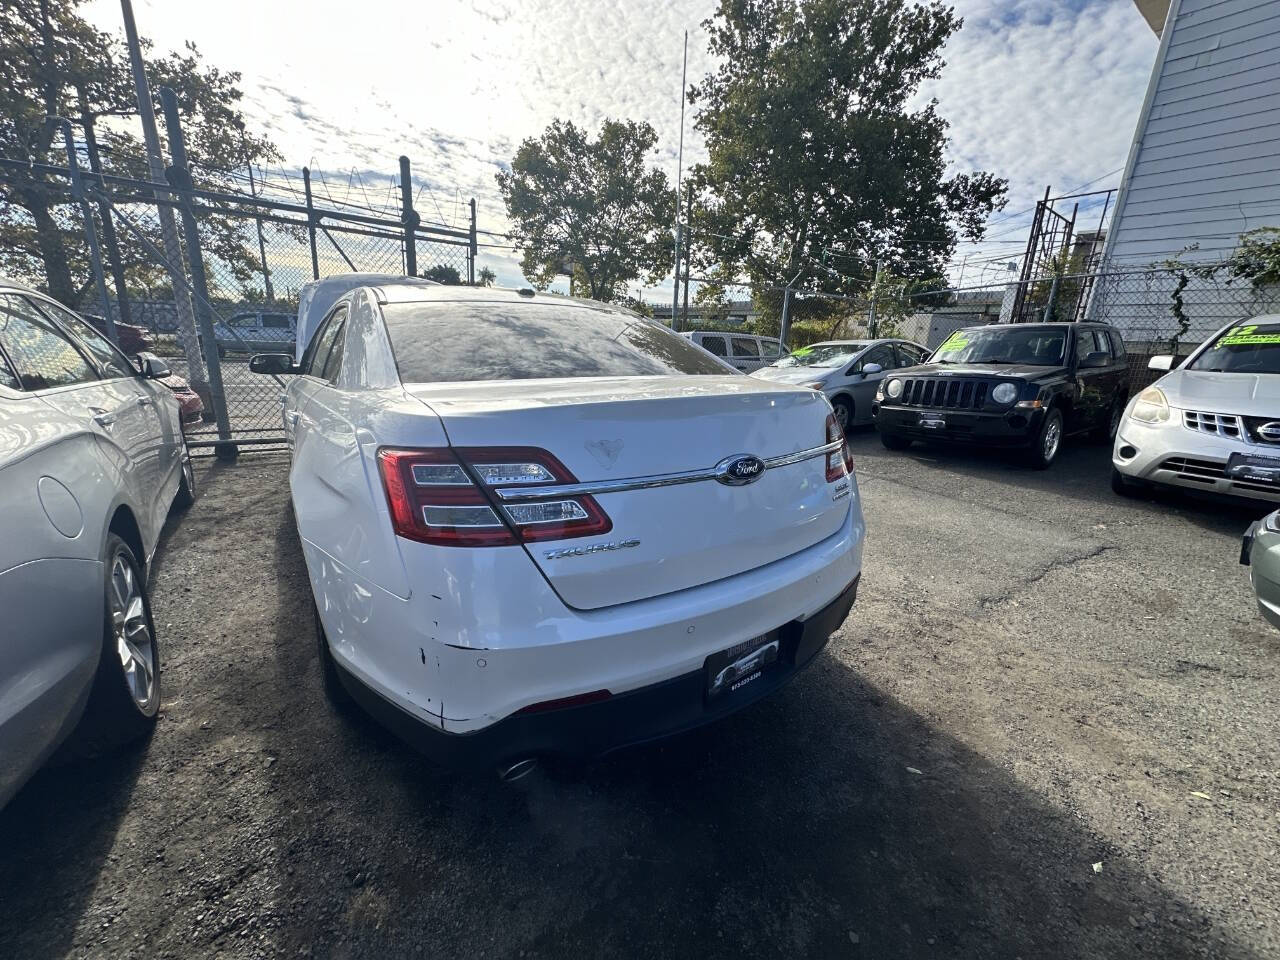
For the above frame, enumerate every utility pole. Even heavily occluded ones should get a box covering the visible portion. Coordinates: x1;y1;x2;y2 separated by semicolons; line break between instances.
670;29;688;332
681;188;692;327
867;259;883;339
399;156;418;277
120;0;208;401
160;87;233;458
246;161;273;301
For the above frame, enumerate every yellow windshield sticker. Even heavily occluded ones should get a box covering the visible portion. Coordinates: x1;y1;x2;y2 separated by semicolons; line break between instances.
937;331;970;353
1215;324;1280;347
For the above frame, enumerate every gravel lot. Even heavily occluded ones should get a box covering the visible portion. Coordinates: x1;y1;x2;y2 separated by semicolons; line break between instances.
1;432;1277;959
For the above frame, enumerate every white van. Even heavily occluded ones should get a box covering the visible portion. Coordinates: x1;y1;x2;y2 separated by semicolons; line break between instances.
682;331;781;373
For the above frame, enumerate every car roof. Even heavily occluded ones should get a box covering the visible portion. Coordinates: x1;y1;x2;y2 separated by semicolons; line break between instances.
374;283;614;313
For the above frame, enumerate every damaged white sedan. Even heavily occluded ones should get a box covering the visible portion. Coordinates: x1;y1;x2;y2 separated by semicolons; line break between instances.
253;280;864;776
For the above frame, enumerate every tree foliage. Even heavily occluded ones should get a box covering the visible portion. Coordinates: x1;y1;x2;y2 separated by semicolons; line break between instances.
688;0;1007;300
496;118;674;302
0;0;279;306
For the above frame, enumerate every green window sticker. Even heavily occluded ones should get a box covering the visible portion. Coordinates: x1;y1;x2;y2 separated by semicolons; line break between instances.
937;331;970;353
792;346;814;357
1215;324;1280;347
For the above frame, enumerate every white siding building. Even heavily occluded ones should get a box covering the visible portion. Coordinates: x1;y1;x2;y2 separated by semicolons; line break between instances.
1092;0;1280;342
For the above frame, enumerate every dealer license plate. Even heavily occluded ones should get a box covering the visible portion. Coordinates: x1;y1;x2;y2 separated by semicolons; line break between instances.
705;632;781;699
1226;452;1280;486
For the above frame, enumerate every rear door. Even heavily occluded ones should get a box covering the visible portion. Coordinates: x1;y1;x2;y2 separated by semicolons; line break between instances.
1071;328;1112;432
0;296;161;540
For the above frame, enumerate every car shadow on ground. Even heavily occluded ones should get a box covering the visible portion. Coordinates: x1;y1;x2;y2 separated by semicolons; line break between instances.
846;428;1269;537
240;504;1258;959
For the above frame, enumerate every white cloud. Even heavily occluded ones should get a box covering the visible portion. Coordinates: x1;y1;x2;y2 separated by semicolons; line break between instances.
83;0;1157;294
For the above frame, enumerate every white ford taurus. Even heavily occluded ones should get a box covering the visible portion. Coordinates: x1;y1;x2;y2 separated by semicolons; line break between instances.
253;281;864;774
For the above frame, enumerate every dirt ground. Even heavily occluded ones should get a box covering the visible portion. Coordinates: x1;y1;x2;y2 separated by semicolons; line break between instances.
1;431;1277;959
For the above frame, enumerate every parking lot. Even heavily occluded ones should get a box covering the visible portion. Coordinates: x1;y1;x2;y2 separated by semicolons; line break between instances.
1;432;1276;960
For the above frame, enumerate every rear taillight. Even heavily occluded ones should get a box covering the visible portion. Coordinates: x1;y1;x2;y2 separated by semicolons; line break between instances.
377;447;611;547
825;414;853;482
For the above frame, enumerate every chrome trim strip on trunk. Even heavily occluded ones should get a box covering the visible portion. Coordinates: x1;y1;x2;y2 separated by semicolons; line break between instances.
494;439;843;502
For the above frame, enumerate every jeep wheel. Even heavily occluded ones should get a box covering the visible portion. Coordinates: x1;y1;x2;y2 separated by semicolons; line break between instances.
1026;408;1063;469
880;431;913;451
1093;400;1124;443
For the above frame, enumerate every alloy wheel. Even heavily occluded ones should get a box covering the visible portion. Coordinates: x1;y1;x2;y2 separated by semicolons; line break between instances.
1108;404;1122;440
1043;417;1062;462
834;403;849;429
110;552;157;711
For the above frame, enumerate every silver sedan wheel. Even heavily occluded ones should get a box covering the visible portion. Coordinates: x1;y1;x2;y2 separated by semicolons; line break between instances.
834;403;849;428
110;552;157;712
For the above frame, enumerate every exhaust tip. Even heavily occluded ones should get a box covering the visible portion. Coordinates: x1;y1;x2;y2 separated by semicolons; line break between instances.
498;757;539;782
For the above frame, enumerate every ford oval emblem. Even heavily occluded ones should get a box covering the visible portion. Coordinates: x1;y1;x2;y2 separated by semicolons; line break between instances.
715;454;766;486
1259;421;1280;443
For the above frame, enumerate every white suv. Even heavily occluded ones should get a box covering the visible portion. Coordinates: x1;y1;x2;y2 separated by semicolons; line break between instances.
682;330;781;372
1113;317;1280;502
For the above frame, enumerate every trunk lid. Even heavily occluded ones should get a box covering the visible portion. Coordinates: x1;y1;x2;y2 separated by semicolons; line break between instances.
406;376;850;609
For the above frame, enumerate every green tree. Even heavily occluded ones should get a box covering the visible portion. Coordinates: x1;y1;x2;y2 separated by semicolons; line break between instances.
475;265;497;287
0;0;279;306
689;0;1007;302
421;264;463;284
496;118;675;302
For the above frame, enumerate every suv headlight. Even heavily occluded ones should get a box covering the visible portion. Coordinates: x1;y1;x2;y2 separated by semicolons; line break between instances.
885;378;902;399
991;382;1018;405
1129;386;1170;423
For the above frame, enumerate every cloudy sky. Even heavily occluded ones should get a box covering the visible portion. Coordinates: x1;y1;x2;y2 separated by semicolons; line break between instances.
84;0;1160;297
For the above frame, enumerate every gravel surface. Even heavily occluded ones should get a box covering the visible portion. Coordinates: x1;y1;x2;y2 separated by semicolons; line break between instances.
1;433;1277;959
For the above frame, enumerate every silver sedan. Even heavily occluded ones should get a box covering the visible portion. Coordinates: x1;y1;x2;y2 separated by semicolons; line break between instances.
0;282;194;809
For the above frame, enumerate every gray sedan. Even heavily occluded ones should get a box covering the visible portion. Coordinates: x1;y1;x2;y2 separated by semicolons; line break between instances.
751;338;930;429
0;282;194;809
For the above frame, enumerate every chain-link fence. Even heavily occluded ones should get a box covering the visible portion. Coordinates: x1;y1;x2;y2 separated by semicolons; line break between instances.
654;260;1277;399
1;137;476;455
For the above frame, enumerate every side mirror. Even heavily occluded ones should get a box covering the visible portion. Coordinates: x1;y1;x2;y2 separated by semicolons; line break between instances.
1147;355;1174;371
249;353;298;375
861;362;884;377
136;352;170;379
1080;351;1110;369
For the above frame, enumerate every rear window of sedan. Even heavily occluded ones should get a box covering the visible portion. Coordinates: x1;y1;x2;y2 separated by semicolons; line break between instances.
381;301;735;382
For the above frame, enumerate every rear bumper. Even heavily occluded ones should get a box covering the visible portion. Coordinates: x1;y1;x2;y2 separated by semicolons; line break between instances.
334;574;858;769
873;403;1043;446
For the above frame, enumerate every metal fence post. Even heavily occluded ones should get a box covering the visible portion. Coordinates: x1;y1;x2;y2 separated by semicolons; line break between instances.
158;87;235;460
399;156;419;278
303;167;320;280
468;198;477;285
57;119;117;343
779;285;794;348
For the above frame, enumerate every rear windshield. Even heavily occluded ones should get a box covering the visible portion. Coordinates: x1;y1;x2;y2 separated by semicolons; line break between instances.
381;301;735;382
1190;323;1280;374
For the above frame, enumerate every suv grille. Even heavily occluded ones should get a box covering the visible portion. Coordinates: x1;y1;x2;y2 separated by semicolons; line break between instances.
897;378;989;410
1183;411;1243;439
1158;456;1278;494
